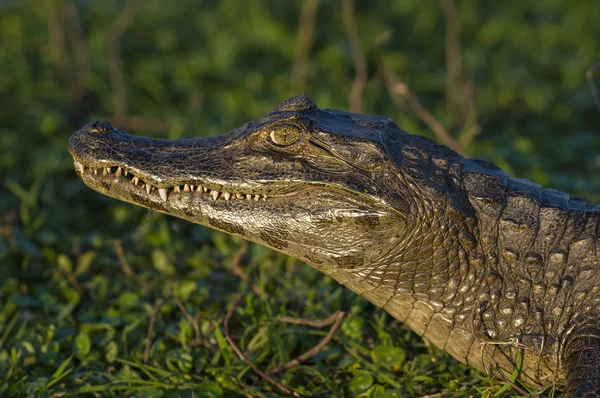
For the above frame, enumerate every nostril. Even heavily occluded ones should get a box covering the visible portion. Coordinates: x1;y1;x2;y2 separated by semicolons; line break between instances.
85;120;113;134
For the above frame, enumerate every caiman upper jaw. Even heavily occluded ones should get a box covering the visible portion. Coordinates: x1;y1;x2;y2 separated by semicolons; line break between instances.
69;120;273;203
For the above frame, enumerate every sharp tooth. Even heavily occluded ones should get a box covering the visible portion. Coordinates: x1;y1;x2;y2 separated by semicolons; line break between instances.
174;186;180;193
75;162;84;174
93;169;98;175
146;184;152;194
159;188;168;202
132;176;139;185
246;194;251;200
211;190;219;201
253;194;260;201
116;167;122;176
262;195;267;201
202;186;208;192
197;186;203;192
184;184;191;192
189;185;195;191
106;167;112;174
223;192;231;201
235;193;243;199
124;170;128;176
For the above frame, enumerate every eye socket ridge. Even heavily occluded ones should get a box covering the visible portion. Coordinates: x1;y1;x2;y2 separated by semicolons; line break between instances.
268;123;301;147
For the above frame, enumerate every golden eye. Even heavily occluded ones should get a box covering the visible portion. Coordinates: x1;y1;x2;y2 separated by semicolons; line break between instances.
269;124;300;147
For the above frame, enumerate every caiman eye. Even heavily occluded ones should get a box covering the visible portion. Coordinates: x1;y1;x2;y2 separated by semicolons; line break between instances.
269;124;300;147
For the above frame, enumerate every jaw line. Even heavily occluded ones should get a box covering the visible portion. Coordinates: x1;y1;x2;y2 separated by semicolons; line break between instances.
74;159;276;203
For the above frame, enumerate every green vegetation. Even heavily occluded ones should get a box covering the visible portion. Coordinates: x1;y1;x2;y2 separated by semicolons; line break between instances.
1;0;599;396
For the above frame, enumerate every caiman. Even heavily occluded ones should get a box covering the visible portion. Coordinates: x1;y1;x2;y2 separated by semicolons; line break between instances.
68;94;600;397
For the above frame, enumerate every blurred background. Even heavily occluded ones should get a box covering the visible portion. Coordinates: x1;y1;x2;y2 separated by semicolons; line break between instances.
0;0;599;396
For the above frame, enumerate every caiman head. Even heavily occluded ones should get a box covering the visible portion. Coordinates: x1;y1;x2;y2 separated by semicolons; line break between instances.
68;94;466;280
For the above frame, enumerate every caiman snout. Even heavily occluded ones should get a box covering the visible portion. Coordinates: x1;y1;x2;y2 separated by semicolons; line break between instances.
68;120;124;160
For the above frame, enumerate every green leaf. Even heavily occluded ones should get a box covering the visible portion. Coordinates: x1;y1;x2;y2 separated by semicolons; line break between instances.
371;345;405;369
105;341;118;363
152;249;175;275
377;390;403;398
195;381;223;397
57;253;72;274
74;333;91;359
165;348;193;373
349;373;374;395
173;280;197;301
119;292;139;311
46;355;73;388
75;251;96;276
341;316;364;340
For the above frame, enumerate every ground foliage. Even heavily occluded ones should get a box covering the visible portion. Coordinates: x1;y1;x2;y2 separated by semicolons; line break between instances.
1;0;599;397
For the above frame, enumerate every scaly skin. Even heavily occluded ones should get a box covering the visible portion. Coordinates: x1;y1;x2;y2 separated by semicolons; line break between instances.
68;95;600;396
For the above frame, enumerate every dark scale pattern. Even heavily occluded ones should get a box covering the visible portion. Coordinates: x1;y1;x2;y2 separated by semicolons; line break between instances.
69;94;600;396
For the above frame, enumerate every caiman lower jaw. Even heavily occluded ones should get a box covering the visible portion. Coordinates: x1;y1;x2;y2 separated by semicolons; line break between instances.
74;160;270;203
